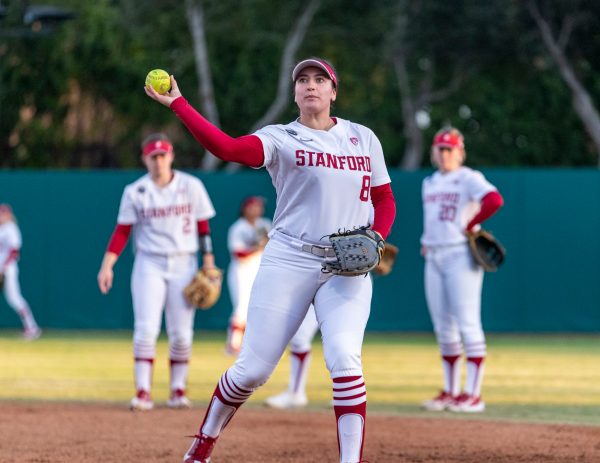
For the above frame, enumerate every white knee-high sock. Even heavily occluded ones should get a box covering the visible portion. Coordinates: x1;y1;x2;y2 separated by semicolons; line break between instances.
289;350;311;395
464;341;487;397
465;357;485;397
134;358;154;392
439;342;463;396
170;359;188;392
17;305;38;331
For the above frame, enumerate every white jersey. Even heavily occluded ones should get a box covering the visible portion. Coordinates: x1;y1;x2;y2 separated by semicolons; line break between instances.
228;217;272;259
421;166;496;246
254;117;390;244
0;222;21;264
117;170;215;254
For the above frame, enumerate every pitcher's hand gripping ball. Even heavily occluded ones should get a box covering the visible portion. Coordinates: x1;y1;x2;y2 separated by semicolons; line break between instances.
467;229;506;272
322;227;384;276
372;243;399;276
184;267;223;309
145;69;171;95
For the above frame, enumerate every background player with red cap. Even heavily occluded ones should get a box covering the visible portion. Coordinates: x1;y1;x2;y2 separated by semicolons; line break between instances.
225;196;272;355
420;126;504;413
97;132;217;411
0;203;41;340
226;196;319;408
145;57;396;463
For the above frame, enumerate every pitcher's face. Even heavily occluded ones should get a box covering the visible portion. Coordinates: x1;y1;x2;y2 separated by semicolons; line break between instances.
294;67;336;115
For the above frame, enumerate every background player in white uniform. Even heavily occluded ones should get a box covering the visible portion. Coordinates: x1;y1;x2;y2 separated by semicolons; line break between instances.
225;196;271;355
264;305;319;409
420;127;504;413
227;196;318;409
97;133;217;411
146;57;396;463
0;204;41;340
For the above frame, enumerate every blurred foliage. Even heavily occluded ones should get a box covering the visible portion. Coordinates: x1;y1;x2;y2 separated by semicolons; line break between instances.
1;0;599;168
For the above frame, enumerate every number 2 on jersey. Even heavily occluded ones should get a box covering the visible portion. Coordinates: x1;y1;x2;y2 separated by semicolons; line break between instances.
183;216;192;234
359;175;371;202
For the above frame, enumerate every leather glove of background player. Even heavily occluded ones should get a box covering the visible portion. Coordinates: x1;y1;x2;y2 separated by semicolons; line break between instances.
184;267;223;309
467;229;506;272
372;243;398;276
322;227;384;277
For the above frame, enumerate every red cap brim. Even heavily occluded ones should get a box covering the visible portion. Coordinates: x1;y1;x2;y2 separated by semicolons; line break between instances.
142;140;173;156
292;59;337;87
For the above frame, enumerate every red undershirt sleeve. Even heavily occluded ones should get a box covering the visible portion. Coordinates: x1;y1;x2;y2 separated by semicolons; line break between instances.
233;250;255;258
170;97;265;168
370;183;396;240
197;220;210;235
466;191;504;231
106;224;132;256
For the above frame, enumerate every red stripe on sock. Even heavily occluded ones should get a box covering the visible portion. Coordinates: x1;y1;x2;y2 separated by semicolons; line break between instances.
467;357;484;366
332;375;362;384
170;359;189;365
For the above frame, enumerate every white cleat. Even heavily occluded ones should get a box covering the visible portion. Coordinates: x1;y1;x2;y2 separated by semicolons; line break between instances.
22;327;42;341
265;390;308;409
448;393;485;413
130;390;154;411
421;390;455;411
167;389;192;409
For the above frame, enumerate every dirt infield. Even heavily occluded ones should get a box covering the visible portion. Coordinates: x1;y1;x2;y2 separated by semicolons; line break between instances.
2;402;599;462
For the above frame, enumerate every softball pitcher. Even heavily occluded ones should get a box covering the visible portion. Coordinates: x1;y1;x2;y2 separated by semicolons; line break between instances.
421;127;504;413
225;196;271;355
0;204;41;340
97;133;217;411
146;57;396;463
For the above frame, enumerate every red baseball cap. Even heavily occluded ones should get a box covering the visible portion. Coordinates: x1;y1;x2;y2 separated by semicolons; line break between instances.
142;139;173;157
432;131;464;149
0;203;12;214
292;59;338;88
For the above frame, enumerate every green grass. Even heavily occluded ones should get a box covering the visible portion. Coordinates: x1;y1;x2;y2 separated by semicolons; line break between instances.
1;331;599;425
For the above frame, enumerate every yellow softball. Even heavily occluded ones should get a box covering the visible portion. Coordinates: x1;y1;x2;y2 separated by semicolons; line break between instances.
145;69;171;95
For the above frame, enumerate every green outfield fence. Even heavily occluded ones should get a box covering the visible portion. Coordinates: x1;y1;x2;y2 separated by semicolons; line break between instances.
0;169;599;332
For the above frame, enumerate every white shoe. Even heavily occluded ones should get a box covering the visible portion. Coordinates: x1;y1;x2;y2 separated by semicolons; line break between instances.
422;390;455;411
167;389;192;409
265;390;308;409
22;327;42;340
130;390;154;411
448;393;485;413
